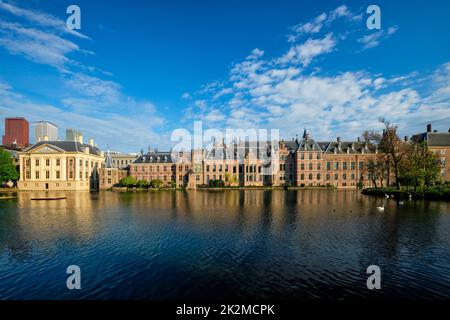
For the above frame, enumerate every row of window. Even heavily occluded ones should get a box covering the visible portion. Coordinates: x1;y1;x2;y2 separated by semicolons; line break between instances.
112;159;134;166
133;175;170;181
205;164;238;173
300;153;321;160
299;173;370;181
26;170;91;180
134;165;171;172
298;161;366;171
25;158;98;168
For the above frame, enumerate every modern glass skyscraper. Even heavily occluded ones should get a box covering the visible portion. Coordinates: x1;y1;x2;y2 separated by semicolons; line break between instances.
66;128;83;142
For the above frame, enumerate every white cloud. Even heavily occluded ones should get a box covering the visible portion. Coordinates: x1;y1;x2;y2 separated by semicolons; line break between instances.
0;81;165;152
0;21;83;69
280;33;336;66
288;5;360;42
0;0;90;39
358;26;398;50
181;92;191;99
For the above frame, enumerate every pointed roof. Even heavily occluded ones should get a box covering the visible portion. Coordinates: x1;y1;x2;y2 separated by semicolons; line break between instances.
105;150;114;168
302;128;308;139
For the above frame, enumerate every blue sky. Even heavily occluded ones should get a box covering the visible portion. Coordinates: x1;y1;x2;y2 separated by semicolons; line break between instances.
0;0;449;152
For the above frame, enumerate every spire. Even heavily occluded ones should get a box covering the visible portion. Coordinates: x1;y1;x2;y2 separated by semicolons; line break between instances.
302;128;311;140
302;128;307;139
105;150;113;168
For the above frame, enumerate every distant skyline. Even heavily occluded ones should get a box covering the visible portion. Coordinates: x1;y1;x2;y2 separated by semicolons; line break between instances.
0;0;449;152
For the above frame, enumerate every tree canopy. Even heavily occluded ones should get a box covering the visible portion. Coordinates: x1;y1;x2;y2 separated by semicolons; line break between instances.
0;148;19;183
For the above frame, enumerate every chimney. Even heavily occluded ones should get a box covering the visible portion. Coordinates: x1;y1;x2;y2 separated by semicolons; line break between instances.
78;134;83;144
89;138;94;147
427;124;432;133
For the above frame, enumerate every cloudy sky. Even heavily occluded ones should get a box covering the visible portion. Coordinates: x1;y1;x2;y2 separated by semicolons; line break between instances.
0;0;449;152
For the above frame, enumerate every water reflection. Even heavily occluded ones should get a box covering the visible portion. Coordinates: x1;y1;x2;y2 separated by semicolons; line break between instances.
0;190;449;299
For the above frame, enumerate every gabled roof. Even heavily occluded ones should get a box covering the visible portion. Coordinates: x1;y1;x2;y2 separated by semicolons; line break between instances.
297;138;322;152
23;141;102;155
323;141;374;154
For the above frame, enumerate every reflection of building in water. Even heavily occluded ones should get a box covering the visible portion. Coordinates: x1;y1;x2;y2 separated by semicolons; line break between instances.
17;140;104;191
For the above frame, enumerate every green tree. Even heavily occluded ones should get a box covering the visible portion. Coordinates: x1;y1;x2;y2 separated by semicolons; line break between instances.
119;176;137;187
0;148;19;183
136;179;148;188
150;179;164;188
169;181;177;189
400;142;439;192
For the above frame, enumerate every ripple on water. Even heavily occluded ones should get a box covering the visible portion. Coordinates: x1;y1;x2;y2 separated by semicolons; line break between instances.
1;190;450;299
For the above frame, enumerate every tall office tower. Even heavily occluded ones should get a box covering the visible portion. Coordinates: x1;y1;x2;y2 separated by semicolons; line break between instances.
66;128;83;142
34;121;58;142
2;117;30;147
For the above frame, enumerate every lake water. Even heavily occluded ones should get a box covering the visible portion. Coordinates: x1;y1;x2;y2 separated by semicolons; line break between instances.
0;190;449;300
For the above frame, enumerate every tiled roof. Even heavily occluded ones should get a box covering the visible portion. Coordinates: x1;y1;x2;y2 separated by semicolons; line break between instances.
411;132;450;147
134;152;173;163
297;138;322;151
426;133;450;147
24;141;102;155
323;141;374;154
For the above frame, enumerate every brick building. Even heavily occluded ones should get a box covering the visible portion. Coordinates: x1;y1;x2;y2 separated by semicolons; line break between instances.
2;117;29;148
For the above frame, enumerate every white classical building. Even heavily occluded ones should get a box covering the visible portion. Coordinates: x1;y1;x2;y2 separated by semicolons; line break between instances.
17;140;104;191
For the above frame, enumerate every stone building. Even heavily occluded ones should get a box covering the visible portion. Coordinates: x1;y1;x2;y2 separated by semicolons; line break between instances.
122;124;450;189
99;151;129;190
130;151;175;186
17;140;104;191
109;152;139;169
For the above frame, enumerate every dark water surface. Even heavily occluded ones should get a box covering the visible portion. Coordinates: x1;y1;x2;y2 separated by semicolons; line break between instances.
0;190;449;300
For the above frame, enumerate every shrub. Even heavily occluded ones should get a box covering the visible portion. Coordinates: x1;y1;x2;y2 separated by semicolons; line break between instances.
119;176;137;187
150;179;164;188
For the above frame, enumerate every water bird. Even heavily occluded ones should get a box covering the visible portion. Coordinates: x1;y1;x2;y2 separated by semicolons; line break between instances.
385;194;390;198
376;205;385;211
